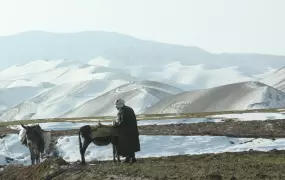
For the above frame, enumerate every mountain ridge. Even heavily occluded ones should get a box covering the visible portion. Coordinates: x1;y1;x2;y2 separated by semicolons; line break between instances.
144;81;285;114
0;31;285;73
0;80;183;121
260;66;285;92
0;31;285;119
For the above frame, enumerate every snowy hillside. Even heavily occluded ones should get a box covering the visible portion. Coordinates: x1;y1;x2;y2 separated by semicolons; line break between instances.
0;59;139;87
0;79;128;121
60;80;184;118
0;31;285;119
0;85;52;112
1;58;285;120
144;81;285;114
0;58;265;91
143;61;255;89
261;66;285;92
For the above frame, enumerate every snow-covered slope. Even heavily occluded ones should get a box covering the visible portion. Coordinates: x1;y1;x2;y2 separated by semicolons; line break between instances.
260;66;285;92
1;31;285;119
0;59;139;87
60;80;184;117
0;58;262;91
1;58;285;120
0;80;128;121
141;61;255;89
144;81;285;114
0;85;51;112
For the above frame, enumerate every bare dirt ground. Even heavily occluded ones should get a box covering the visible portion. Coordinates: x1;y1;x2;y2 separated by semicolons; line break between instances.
1;150;285;180
1;119;285;138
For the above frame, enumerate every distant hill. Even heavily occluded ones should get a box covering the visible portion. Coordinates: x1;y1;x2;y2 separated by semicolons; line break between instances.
1;31;285;120
144;81;285;114
60;80;184;118
0;31;285;76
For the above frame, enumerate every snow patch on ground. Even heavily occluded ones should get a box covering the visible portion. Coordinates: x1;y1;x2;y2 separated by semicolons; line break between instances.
56;135;285;163
2;118;285;165
209;112;285;121
0;134;30;165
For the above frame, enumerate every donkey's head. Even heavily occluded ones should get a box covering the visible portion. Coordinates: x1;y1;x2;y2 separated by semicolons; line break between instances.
21;124;41;148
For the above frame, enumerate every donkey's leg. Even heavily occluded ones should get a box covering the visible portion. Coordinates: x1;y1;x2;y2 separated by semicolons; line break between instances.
112;136;120;163
117;149;121;163
112;144;117;163
29;148;35;165
80;138;91;165
115;142;121;163
35;150;40;164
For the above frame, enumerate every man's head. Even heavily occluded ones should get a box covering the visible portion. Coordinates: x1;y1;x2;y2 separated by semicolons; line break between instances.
114;98;125;110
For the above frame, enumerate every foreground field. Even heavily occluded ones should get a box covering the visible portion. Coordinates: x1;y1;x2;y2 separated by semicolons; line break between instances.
1;150;285;180
1;109;285;179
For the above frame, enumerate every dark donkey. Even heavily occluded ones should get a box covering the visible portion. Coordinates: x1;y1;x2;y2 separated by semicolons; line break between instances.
78;121;120;164
20;124;51;165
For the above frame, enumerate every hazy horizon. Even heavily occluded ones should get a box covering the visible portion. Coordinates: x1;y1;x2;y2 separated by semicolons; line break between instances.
0;0;284;56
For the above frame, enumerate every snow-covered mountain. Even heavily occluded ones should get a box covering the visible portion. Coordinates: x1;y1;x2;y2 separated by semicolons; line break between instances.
1;31;285;74
0;58;266;91
143;61;255;89
0;85;53;112
0;80;183;121
1;31;285;90
0;79;128;121
260;66;285;92
0;58;285;120
0;59;139;87
144;81;285;114
1;31;285;120
58;80;184;118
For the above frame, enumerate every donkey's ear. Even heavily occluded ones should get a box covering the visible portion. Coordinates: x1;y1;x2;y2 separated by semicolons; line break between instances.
21;124;26;129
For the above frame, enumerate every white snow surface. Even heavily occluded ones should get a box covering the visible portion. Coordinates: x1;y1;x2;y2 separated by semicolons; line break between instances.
0;134;30;165
0;59;138;86
2;112;285;165
57;135;285;163
261;66;285;92
0;86;51;112
0;59;285;120
88;56;111;67
0;59;273;91
0;79;128;121
209;112;285;121
148;62;255;89
60;80;183;117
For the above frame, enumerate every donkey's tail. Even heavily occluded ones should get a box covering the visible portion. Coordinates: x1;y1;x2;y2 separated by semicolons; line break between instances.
78;129;82;151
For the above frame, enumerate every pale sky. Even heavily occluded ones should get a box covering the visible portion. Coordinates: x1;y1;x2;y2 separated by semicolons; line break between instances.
0;0;284;55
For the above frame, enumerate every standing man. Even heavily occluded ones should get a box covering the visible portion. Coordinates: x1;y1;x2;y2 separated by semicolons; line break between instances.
113;98;140;163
